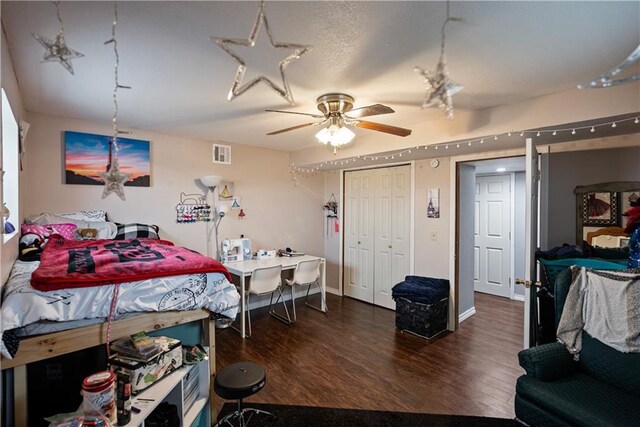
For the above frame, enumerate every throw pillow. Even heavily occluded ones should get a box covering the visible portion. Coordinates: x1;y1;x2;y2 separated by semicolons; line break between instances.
21;223;77;241
114;223;160;240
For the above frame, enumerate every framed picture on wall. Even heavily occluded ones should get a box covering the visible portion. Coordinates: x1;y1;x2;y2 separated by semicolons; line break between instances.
621;191;639;214
64;131;151;187
582;191;618;226
620;190;640;228
427;188;440;218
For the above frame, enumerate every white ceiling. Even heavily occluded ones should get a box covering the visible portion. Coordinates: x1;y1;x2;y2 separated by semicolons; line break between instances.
469;157;525;174
2;1;639;152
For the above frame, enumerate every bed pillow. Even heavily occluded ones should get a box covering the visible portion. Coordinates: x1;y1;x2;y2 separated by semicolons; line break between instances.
114;223;160;240
26;213;117;239
21;223;77;241
56;210;108;222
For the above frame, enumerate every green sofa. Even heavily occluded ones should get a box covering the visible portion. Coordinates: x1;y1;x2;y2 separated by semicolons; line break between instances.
515;269;640;426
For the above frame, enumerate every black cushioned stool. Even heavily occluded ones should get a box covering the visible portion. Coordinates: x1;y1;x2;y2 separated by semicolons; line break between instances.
214;362;273;427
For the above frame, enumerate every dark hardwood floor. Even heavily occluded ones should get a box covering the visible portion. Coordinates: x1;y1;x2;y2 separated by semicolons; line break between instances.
215;292;524;419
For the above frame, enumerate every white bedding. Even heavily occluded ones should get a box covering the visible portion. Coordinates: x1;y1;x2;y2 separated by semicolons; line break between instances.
1;260;240;359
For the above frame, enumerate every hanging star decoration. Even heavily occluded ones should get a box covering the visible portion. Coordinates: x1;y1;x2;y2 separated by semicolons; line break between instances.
577;43;640;89
100;159;130;201
210;0;311;105
101;3;132;201
414;1;463;119
32;1;84;75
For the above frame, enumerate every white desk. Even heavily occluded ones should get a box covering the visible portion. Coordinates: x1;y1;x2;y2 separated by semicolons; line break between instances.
224;255;326;338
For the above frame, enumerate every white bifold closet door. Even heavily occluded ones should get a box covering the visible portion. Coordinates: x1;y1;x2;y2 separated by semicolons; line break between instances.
344;165;411;309
344;169;375;303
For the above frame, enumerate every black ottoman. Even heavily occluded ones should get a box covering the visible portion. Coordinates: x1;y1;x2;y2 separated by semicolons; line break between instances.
392;276;450;339
214;362;274;426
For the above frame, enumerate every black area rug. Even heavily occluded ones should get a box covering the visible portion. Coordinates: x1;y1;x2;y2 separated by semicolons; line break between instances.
218;403;519;426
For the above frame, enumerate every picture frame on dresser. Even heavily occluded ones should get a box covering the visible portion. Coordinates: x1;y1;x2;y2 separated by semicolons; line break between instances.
621;191;640;216
581;191;618;226
574;181;640;245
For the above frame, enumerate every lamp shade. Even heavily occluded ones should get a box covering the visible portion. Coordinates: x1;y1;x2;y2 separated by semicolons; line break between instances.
200;175;223;188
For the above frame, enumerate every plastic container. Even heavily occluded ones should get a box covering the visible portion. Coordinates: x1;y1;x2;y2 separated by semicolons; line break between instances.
82;370;117;424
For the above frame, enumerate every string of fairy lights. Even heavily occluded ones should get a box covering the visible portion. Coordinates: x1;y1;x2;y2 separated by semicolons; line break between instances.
290;115;640;175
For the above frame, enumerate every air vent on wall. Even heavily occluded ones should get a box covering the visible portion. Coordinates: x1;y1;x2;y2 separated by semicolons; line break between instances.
212;143;231;165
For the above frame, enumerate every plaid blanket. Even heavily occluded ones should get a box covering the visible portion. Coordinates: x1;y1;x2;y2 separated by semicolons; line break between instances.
557;267;640;355
31;235;231;291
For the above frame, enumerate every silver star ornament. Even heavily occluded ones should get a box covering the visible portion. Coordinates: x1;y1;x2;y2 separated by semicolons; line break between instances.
415;57;462;119
33;32;84;75
210;0;311;105
577;43;640;89
100;160;131;201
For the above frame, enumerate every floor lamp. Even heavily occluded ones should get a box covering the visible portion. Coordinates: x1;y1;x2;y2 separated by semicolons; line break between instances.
200;175;226;260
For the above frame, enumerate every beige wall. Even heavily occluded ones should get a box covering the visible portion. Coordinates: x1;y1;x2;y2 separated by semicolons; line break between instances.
1;28;26;284
414;158;451;280
24;112;325;259
323;170;341;291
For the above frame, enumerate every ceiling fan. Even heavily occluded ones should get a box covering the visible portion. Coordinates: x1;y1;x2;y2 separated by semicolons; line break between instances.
266;93;412;153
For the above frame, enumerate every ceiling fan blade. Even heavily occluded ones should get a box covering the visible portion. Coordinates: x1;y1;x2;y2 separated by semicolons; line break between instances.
267;122;318;136
265;109;324;119
355;120;412;137
346;104;395;118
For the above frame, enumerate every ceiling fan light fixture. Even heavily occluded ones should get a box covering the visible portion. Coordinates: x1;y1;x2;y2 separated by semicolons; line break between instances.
315;124;355;147
267;93;411;144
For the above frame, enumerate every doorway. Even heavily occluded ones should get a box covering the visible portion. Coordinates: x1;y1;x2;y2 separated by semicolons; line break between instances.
474;174;512;298
458;157;527;320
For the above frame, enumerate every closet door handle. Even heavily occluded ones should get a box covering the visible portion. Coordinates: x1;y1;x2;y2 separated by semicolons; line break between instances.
357;241;361;245
388;245;392;249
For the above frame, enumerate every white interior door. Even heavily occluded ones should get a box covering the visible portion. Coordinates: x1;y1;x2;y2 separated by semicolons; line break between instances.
344;170;374;303
524;138;539;348
374;165;411;309
474;174;511;298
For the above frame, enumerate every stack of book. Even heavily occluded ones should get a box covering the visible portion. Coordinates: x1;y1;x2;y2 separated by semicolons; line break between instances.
110;332;163;363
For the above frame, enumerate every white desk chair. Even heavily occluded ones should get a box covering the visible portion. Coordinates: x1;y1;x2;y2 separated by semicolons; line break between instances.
237;264;291;337
285;259;327;321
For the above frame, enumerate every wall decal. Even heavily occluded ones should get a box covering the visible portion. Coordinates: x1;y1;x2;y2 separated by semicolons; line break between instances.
218;182;234;201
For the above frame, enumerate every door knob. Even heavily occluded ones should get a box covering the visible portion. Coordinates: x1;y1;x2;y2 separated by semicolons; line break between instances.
357;241;361;245
515;278;542;289
388;245;392;249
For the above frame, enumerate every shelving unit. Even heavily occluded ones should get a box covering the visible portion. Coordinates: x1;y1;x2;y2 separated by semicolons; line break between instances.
2;310;216;427
125;349;210;427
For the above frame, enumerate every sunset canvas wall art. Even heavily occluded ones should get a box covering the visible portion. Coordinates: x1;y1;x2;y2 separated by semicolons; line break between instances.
64;131;151;187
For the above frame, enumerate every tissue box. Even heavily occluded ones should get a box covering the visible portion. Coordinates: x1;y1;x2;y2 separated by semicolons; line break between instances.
256;249;276;259
108;336;182;394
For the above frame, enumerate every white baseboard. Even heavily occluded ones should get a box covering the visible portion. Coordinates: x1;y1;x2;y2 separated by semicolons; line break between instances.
326;287;342;296
512;294;525;302
459;306;476;323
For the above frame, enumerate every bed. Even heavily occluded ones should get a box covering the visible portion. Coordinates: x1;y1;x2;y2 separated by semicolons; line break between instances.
1;214;240;425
